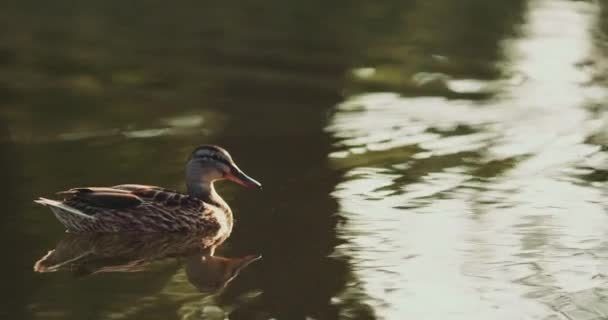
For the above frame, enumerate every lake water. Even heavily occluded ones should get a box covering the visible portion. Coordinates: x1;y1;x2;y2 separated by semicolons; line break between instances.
1;0;607;319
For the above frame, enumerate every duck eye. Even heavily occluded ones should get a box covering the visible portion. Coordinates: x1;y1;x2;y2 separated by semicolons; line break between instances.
201;154;225;165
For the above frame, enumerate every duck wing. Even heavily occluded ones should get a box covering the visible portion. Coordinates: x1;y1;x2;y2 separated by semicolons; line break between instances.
111;184;169;192
58;187;144;209
59;185;201;211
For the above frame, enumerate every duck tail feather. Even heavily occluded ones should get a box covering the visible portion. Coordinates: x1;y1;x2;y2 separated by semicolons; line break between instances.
34;198;97;221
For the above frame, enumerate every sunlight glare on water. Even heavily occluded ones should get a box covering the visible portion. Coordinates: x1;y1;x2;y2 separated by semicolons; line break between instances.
327;0;608;319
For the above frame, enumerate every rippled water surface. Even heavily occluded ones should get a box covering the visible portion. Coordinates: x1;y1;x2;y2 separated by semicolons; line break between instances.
1;0;608;319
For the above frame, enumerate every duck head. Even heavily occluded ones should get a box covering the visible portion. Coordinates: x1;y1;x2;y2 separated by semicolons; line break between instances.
186;145;261;196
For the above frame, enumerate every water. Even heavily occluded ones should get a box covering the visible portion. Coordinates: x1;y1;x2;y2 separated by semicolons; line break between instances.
1;0;607;319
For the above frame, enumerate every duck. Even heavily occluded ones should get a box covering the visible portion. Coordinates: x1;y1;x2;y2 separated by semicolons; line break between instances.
34;145;261;237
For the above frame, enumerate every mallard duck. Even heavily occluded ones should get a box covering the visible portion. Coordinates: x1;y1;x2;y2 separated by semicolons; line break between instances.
34;145;261;236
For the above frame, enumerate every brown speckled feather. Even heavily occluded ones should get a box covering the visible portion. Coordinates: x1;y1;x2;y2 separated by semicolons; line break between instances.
45;185;227;235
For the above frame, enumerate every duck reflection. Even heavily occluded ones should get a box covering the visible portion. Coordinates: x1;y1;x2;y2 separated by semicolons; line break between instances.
34;233;260;293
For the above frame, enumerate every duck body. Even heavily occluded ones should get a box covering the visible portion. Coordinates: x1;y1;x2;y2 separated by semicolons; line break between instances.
36;184;230;235
34;145;261;235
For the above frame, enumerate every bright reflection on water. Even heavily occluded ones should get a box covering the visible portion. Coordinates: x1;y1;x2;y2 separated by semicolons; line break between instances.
328;0;608;319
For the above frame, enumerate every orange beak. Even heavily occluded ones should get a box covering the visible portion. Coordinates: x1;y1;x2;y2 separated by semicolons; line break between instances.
226;164;262;189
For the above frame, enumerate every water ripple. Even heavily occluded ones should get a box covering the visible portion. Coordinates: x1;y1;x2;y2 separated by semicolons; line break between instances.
327;0;608;319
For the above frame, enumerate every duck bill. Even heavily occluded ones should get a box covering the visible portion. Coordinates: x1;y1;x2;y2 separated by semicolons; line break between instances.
226;165;262;189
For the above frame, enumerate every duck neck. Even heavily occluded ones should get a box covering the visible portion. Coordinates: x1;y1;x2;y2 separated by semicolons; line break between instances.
186;164;233;229
188;182;228;211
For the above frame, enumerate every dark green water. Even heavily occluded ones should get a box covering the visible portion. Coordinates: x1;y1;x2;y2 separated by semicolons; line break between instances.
1;0;607;319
